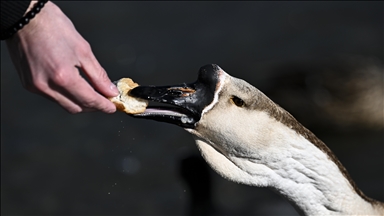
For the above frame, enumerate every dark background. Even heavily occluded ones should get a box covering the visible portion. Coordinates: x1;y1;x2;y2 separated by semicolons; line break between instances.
1;1;383;215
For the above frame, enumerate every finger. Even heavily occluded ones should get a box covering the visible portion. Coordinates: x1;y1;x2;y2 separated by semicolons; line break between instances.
78;47;119;98
43;86;103;114
40;83;83;114
57;73;117;114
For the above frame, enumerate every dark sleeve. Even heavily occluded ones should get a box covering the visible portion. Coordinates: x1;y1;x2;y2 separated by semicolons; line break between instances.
1;1;31;40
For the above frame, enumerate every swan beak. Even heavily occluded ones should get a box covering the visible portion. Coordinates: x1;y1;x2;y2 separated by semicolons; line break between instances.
129;64;221;128
129;83;202;128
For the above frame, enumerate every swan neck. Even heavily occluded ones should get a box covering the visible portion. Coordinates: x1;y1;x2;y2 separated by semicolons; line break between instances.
267;137;379;215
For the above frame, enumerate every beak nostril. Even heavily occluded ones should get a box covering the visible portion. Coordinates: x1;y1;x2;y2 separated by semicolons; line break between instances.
167;87;196;97
167;87;196;93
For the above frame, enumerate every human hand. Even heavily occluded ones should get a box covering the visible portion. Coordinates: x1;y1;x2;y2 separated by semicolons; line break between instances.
5;1;119;114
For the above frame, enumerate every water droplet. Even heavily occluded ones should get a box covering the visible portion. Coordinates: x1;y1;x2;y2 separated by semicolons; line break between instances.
108;192;110;195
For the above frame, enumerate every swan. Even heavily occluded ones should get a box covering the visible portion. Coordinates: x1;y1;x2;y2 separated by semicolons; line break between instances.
129;64;384;215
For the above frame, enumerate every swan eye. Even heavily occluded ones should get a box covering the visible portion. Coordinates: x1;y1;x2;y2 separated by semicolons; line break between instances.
230;96;245;107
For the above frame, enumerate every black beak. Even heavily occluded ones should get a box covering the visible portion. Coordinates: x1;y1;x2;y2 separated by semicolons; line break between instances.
129;64;221;128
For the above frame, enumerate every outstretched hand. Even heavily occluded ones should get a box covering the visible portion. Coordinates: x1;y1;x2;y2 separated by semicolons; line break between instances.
6;1;119;114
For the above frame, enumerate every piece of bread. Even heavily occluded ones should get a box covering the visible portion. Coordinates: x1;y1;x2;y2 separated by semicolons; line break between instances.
109;78;148;114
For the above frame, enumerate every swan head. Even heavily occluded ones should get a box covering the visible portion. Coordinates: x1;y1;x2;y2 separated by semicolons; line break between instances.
130;64;298;186
130;64;264;129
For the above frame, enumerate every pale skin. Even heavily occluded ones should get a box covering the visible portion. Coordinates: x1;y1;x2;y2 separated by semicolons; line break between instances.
5;1;119;114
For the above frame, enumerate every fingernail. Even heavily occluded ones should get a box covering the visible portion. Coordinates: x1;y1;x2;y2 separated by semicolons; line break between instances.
110;83;119;95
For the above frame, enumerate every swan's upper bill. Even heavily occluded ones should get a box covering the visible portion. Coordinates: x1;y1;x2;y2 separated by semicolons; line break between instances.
130;64;384;215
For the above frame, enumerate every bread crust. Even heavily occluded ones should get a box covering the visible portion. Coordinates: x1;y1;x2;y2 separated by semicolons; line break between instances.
109;78;148;114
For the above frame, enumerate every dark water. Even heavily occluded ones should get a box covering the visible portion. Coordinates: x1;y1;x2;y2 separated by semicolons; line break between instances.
1;2;383;215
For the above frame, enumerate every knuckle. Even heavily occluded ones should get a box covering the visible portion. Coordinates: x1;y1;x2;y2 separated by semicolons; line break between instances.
97;68;109;81
78;41;91;56
100;68;109;79
52;68;71;87
82;98;97;108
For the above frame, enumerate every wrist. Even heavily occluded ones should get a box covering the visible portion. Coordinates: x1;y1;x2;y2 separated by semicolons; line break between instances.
1;0;49;40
